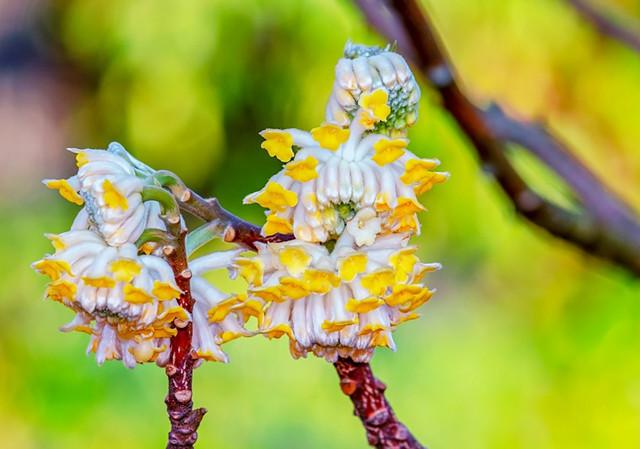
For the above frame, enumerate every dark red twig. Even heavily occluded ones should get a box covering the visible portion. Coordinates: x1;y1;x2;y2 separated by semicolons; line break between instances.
164;231;205;449
567;0;640;53
355;0;640;276
179;190;294;250
335;358;425;449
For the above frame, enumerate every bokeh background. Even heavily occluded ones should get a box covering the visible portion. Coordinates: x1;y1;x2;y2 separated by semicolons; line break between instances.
1;0;640;448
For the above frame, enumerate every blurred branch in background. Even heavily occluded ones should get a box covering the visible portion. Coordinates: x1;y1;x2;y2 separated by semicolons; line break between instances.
354;0;640;277
567;0;640;53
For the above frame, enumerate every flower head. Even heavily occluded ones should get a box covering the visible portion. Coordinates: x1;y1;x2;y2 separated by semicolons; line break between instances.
45;143;166;246
244;115;447;243
230;234;440;363
326;43;421;135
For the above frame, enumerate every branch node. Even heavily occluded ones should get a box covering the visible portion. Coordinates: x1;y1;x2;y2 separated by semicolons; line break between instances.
223;225;236;243
174;390;193;404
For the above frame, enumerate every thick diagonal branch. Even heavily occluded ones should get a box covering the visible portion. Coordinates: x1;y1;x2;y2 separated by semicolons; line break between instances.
178;189;293;250
335;358;425;449
355;0;640;276
164;232;206;449
567;0;640;53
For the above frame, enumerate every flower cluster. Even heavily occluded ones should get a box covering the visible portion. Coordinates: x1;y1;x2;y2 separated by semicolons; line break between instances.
236;45;448;362
326;42;421;136
33;144;251;367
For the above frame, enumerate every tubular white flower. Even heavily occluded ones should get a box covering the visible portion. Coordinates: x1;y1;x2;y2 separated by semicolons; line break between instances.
244;113;448;243
43;144;165;246
326;43;421;135
32;230;185;368
229;234;440;363
189;249;258;363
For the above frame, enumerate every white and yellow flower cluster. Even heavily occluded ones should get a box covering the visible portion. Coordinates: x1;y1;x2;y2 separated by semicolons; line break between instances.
33;144;251;367
229;234;440;362
326;42;421;136
237;45;448;362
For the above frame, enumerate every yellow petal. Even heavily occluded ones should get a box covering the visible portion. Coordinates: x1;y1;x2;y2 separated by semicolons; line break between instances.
389;248;418;283
45;179;84;206
322;318;358;333
310;124;350;150
157;305;189;324
75;151;90;167
234;257;264;286
110;259;142;282
208;295;243;323
278;246;311;275
285;156;319;182
415;172;449;195
400;158;440;184
390;197;424;220
279;277;309;300
250;286;283;303
360;269;395;296
263;323;294;340
253;182;298;212
102;179;128;210
33;259;73;280
359;88;390;122
345;297;384;313
370;330;392;348
372;138;407;166
358;323;387;336
337;253;368;282
262;214;293;236
152;281;181;301
399;288;433;312
260;129;294;162
46;279;77;303
123;284;154;304
385;284;430;307
82;276;115;289
45;233;66;251
234;299;264;326
303;269;340;294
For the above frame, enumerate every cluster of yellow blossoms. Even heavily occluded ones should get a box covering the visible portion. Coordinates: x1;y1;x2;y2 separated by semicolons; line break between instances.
235;44;448;362
33;144;253;367
32;43;446;368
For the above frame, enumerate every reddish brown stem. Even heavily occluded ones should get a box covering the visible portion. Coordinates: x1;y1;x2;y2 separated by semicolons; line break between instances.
335;358;425;449
164;232;205;449
180;190;294;250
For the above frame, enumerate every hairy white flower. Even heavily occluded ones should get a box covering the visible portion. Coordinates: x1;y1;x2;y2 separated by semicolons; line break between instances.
32;230;185;368
228;233;440;363
33;231;254;367
244;109;448;243
44;143;164;246
189;249;258;363
326;43;420;135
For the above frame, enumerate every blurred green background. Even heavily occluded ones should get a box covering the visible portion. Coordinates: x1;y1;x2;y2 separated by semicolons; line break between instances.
1;0;640;447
